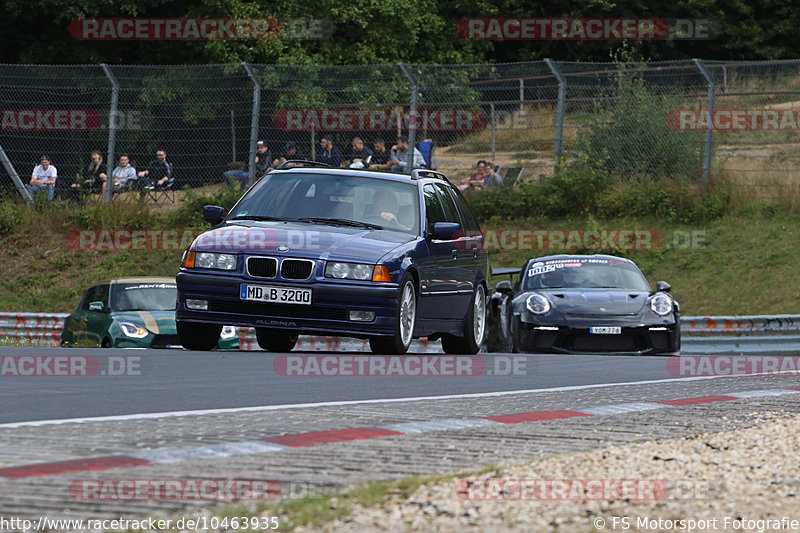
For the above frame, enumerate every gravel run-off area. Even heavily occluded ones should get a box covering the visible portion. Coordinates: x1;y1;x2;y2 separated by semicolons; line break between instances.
305;412;800;533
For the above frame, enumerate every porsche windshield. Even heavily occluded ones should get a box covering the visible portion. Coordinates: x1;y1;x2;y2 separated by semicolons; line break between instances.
112;283;177;311
228;173;420;234
523;259;651;291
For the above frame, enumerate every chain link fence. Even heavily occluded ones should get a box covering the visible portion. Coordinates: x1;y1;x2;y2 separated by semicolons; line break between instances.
1;60;799;204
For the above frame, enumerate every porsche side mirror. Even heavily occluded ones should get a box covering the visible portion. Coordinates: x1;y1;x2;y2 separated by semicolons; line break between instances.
496;280;513;294
656;281;671;293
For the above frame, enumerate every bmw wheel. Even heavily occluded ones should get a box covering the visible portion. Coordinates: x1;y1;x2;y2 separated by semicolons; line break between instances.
442;284;487;355
256;329;299;352
369;273;416;355
177;322;221;351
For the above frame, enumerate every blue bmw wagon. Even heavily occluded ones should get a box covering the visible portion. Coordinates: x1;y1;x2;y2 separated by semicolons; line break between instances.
176;163;489;354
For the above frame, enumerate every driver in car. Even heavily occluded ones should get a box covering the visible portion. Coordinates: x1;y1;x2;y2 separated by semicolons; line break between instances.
372;189;411;231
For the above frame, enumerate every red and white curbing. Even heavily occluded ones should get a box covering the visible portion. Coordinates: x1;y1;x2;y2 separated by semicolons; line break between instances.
1;386;799;481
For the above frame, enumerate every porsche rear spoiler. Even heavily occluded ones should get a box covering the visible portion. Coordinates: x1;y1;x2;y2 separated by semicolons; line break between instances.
490;266;520;278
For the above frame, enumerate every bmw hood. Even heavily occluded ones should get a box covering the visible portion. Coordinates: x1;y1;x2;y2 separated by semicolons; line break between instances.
193;223;415;263
111;310;176;335
539;290;650;315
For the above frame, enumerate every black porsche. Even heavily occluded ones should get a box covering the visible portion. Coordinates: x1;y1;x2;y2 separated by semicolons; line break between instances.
486;254;680;354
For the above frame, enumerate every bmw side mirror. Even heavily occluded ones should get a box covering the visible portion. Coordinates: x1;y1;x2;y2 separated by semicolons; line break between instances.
656;281;671;293
89;301;106;312
496;280;513;294
203;205;226;225
431;222;460;240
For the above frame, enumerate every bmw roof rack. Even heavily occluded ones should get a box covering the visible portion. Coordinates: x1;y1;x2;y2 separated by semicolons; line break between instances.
273;160;331;170
411;168;450;183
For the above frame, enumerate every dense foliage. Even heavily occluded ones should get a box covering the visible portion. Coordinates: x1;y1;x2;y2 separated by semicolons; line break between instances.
2;0;799;65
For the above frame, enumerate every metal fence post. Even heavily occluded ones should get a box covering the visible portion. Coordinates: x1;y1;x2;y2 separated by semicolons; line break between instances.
545;59;566;172
398;63;418;174
0;143;31;203
242;62;261;186
693;58;715;184
101;64;118;204
490;103;496;162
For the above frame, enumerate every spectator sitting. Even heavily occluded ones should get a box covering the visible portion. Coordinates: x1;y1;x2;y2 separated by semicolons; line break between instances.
254;140;272;177
458;160;487;192
348;137;373;168
368;138;391;169
224;140;272;190
137;149;173;190
483;161;504;189
272;141;306;168
223;161;248;190
72;150;108;198
389;136;425;173
111;154;137;190
28;155;57;201
316;137;343;167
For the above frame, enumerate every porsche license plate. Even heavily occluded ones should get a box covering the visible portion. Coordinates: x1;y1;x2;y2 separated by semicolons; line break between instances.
240;284;312;305
589;326;621;334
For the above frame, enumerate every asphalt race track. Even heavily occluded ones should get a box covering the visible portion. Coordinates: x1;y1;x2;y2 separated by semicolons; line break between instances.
1;347;681;425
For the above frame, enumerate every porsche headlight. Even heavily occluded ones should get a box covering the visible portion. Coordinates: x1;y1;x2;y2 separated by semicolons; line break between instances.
325;262;373;280
220;325;237;339
649;293;673;316
119;321;148;338
525;293;551;315
195;252;237;271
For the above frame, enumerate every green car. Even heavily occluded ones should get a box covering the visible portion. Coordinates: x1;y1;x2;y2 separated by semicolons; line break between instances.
60;277;239;349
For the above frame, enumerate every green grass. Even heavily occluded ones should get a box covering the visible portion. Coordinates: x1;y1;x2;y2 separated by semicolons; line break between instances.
0;194;798;316
483;214;800;316
199;464;498;532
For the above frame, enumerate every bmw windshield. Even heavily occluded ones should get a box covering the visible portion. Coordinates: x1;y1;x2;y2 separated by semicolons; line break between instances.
228;172;420;235
523;258;652;291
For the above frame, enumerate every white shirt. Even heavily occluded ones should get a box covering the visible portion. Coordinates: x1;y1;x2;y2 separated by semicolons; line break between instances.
32;164;57;184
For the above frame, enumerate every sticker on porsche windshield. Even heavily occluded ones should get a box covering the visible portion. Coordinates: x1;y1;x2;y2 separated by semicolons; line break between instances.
528;261;583;276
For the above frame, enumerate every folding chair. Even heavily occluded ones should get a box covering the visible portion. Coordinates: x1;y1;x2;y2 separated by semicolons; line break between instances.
418;139;436;170
142;174;175;205
502;167;524;187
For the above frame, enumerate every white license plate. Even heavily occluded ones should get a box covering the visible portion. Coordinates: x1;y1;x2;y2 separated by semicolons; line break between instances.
589;326;621;334
240;284;312;305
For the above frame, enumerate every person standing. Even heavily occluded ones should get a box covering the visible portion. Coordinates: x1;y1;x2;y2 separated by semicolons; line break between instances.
28;155;57;201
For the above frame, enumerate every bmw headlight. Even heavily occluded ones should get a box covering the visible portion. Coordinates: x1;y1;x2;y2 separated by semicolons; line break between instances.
195;252;237;271
325;262;373;281
650;293;673;316
119;321;148;338
525;293;551;315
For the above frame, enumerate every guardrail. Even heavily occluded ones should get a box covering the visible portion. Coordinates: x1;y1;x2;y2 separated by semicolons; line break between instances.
3;312;800;354
0;312;65;346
